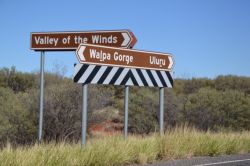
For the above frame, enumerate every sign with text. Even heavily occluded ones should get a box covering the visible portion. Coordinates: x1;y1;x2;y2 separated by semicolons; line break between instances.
30;30;137;51
76;44;174;71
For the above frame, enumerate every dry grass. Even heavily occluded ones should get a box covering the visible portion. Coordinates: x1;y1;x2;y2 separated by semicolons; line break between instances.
0;127;250;166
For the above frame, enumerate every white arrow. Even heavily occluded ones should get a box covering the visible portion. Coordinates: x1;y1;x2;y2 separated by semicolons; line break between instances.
77;45;86;61
121;32;131;47
168;57;174;69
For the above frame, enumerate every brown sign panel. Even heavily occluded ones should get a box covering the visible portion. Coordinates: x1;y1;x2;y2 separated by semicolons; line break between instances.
76;44;174;71
30;30;137;51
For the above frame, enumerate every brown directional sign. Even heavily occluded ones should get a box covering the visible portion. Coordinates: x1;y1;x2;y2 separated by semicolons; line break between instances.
76;44;174;71
30;30;137;51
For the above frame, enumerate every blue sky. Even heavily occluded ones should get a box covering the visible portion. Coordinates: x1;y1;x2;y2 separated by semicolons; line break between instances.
0;0;250;78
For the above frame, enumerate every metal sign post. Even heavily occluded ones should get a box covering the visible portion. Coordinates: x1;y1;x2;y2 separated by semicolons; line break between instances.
38;51;45;142
81;84;88;146
124;86;129;139
159;87;164;135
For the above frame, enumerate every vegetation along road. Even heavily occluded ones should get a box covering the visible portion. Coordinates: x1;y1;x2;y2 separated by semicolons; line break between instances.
0;67;250;165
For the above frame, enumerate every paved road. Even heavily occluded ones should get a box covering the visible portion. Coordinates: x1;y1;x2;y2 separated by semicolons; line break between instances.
138;154;250;166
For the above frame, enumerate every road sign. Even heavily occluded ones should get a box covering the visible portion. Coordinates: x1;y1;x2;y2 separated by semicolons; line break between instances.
76;44;174;71
30;30;137;50
74;64;173;88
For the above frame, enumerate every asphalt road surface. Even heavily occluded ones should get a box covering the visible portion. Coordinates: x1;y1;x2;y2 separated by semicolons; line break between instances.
138;154;250;166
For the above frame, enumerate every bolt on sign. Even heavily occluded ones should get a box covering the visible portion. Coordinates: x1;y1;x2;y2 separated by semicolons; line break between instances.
76;44;174;71
30;30;137;51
